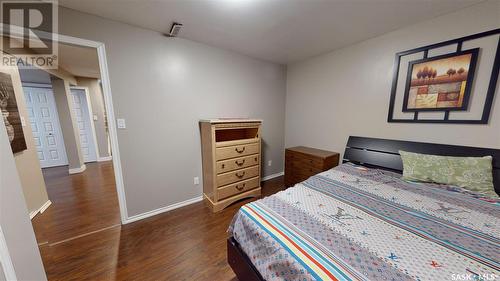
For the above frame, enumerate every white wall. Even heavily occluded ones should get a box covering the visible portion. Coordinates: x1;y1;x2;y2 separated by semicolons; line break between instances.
58;7;287;217
286;0;500;158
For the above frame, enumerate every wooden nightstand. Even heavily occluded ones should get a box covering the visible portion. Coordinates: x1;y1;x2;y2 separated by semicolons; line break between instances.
285;146;340;187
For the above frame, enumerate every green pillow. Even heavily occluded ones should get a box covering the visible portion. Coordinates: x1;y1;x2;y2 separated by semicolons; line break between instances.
399;150;496;197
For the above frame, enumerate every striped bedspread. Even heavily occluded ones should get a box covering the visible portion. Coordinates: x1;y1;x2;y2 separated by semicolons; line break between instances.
229;163;500;281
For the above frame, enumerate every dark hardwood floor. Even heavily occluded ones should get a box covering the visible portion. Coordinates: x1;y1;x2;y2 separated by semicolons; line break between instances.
32;161;285;280
32;161;121;245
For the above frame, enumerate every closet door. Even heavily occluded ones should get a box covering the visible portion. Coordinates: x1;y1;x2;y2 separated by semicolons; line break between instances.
24;86;68;168
70;88;97;163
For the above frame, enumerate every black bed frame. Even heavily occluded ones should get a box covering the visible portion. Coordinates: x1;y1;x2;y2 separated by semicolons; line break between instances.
227;136;500;280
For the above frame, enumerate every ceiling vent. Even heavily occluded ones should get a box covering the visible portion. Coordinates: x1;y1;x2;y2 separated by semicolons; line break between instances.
167;22;183;37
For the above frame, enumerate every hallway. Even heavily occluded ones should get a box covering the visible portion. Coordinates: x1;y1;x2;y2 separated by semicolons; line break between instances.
31;161;121;245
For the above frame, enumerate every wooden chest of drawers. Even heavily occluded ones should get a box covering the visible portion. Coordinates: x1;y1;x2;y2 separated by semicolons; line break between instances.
285;146;339;187
200;119;262;212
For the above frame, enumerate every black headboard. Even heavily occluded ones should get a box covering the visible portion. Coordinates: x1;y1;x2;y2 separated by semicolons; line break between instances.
343;136;500;195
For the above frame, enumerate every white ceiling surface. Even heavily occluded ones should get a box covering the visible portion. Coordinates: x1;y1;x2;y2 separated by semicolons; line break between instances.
59;0;485;64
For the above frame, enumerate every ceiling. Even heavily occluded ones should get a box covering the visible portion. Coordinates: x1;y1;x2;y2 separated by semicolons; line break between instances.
59;0;484;64
12;37;101;79
57;43;100;79
18;42;101;83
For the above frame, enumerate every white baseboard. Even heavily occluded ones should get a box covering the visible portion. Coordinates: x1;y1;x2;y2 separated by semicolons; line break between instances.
262;171;284;181
68;164;86;174
39;200;52;213
125;196;203;224
97;156;113;162
29;200;52;220
124;172;283;224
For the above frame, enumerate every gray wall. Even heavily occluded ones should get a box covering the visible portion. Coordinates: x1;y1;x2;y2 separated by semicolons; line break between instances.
7;66;49;215
0;103;47;280
286;0;500;158
52;77;85;170
58;8;287;217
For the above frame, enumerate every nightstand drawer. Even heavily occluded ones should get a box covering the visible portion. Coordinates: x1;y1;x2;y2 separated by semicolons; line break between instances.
285;146;340;187
285;151;323;167
218;177;259;200
216;142;259;161
217;154;259;174
217;165;259;187
285;159;323;173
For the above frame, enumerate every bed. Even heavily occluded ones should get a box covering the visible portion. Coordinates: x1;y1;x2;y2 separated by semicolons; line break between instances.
227;136;500;281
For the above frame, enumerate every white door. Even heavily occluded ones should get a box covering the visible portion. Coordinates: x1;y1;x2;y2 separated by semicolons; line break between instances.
24;86;68;168
70;88;97;163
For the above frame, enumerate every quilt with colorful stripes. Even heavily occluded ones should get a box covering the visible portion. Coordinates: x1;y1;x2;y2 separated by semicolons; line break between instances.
228;163;500;281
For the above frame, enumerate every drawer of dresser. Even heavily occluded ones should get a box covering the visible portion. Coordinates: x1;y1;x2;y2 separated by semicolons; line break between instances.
217;165;259;187
285;160;323;174
217;176;260;200
216;154;259;174
216;142;259;161
285;151;324;168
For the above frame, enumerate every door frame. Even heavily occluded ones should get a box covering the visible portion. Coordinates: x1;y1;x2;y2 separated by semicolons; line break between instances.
70;86;100;163
67;38;128;224
5;28;129;224
0;226;17;281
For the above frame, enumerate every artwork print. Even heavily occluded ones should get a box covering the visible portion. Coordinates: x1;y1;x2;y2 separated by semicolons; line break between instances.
0;72;27;153
402;48;478;111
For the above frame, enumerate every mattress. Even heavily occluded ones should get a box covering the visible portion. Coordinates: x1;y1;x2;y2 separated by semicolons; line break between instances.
228;163;500;281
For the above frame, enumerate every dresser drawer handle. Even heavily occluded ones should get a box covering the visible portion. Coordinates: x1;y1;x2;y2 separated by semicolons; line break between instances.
235;147;246;153
236;171;245;178
235;183;246;191
235;159;245;166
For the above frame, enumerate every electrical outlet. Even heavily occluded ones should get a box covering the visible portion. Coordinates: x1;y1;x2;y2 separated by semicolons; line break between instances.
268;160;272;167
194;177;200;185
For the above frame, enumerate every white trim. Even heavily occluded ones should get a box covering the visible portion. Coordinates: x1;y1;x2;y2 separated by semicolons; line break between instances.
0;226;17;281
125;196;203;224
39;200;52;213
20;82;52;89
96;44;129;224
29;211;37;220
97;156;113;162
29;200;52;220
68;164;86;174
261;171;284;181
70;86;100;162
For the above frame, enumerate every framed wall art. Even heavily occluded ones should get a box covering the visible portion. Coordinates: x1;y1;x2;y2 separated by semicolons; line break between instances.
387;28;500;124
0;72;27;153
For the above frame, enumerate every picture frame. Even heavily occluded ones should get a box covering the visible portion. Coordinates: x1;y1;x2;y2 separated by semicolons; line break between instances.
0;72;27;153
402;48;479;112
387;28;500;124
